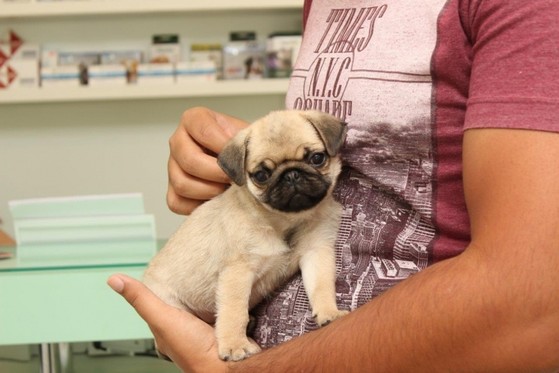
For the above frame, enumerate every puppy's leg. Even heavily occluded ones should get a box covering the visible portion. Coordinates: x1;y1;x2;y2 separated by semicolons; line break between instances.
299;245;349;326
215;265;261;361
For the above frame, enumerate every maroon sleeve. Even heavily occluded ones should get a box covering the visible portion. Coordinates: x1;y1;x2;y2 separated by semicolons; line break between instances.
463;0;559;132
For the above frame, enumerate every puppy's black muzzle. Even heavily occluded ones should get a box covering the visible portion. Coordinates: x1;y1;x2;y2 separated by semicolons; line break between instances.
267;168;330;212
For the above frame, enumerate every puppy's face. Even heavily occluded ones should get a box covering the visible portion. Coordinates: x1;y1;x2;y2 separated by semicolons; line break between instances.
218;110;347;213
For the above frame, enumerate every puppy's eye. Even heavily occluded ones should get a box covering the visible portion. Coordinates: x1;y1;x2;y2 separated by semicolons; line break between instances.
309;152;327;167
251;170;270;184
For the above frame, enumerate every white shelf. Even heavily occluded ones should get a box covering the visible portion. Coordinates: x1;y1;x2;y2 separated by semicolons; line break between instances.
0;79;290;104
0;2;298;104
0;0;303;18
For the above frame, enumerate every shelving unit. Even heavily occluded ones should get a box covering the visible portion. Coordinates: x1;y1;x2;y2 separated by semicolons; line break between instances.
0;0;303;18
0;0;302;105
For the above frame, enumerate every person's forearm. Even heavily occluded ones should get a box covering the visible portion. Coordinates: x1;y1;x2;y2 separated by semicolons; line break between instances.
229;247;559;372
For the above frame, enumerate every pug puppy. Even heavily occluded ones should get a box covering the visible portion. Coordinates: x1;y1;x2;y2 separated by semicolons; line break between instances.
143;110;349;361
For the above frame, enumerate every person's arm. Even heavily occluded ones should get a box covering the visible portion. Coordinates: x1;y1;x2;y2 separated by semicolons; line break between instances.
167;107;249;215
227;128;559;372
110;128;559;372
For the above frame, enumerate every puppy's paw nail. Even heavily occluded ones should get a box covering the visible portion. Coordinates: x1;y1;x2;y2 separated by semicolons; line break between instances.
218;339;261;361
315;309;349;327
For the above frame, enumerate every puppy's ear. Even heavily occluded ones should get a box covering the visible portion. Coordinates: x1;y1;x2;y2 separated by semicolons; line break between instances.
217;130;249;186
303;111;348;156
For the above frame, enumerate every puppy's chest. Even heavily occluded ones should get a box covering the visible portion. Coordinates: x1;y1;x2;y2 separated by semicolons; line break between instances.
248;232;300;279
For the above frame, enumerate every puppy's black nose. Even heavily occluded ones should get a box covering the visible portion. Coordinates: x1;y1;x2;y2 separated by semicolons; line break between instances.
283;169;301;184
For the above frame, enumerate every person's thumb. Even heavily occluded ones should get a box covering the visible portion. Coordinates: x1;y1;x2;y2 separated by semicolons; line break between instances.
107;273;169;326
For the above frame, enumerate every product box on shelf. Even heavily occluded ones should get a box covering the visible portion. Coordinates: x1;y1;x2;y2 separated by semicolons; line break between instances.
58;51;101;66
136;63;174;85
222;41;266;80
175;61;217;83
0;65;15;89
8;43;41;89
4;59;38;88
190;43;222;79
0;30;39;89
40;65;81;87
40;49;58;68
10;42;40;61
101;50;143;84
150;34;180;64
88;64;127;86
1;45;40;89
58;51;101;85
266;33;302;78
229;31;257;41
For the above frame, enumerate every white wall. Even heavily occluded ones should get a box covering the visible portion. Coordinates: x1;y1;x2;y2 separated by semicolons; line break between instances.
0;95;286;239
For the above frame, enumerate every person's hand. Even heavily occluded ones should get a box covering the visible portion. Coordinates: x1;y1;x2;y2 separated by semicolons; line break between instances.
107;274;230;373
167;107;249;215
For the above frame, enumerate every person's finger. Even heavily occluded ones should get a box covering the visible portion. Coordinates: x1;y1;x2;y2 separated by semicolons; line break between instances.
107;274;176;327
168;157;229;199
179;108;246;155
214;111;250;138
167;183;212;215
169;132;230;184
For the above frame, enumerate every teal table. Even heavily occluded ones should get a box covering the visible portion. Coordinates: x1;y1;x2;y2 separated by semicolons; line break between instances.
0;245;156;373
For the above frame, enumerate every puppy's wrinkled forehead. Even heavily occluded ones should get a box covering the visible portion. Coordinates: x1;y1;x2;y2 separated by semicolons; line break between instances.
247;112;323;170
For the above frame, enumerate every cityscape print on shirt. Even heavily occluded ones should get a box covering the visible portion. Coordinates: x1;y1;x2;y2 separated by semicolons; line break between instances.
252;0;448;347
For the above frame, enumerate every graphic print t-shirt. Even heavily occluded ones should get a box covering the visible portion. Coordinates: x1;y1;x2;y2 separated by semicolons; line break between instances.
251;0;559;348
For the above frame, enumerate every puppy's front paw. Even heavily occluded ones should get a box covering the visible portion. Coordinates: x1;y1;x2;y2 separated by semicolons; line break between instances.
218;337;261;361
314;309;349;327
